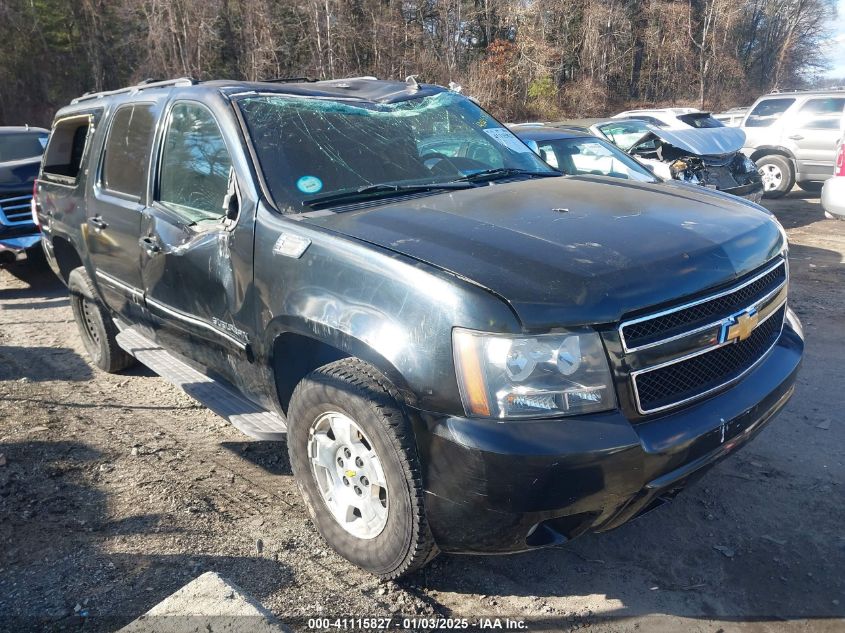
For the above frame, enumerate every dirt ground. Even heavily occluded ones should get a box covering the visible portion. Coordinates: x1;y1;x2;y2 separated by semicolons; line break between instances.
1;191;843;633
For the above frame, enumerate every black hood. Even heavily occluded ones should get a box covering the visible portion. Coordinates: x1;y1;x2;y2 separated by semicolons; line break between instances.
0;156;40;194
302;176;785;329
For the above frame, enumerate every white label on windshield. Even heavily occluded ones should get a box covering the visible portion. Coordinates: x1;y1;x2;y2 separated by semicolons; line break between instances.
483;127;532;154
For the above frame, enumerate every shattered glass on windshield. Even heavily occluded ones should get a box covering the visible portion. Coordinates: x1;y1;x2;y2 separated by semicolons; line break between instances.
237;92;554;210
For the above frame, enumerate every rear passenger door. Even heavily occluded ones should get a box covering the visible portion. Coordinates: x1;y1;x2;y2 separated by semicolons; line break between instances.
139;100;255;374
787;97;845;179
86;102;159;315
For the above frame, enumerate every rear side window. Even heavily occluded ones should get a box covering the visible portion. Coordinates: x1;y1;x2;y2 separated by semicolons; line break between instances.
795;98;845;130
157;102;233;223
42;117;91;183
745;98;795;127
102;103;156;198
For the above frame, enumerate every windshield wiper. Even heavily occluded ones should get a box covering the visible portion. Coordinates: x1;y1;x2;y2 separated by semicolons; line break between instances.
451;167;560;184
302;182;475;209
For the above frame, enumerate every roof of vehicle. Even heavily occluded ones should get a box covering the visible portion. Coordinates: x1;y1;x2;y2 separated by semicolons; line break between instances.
63;76;449;113
616;107;701;115
756;89;845;99
510;126;593;141
548;118;647;130
0;126;49;135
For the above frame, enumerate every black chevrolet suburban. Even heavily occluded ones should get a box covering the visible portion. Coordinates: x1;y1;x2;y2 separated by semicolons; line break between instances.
35;77;803;579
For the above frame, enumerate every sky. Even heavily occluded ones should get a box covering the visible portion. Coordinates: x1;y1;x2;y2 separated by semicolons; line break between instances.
829;0;845;77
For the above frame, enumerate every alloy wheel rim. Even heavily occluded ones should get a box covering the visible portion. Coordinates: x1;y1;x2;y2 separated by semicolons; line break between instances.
307;411;389;539
759;164;783;192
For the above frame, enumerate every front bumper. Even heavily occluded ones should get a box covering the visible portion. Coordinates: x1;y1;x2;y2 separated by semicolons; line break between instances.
722;181;764;203
0;234;40;253
822;177;845;218
414;313;803;554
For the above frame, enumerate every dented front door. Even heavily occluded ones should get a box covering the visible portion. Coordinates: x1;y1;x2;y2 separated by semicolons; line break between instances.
139;100;254;375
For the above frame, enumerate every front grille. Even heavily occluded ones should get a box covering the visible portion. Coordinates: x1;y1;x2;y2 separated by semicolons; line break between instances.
0;194;34;226
622;260;786;350
633;305;785;413
619;257;788;415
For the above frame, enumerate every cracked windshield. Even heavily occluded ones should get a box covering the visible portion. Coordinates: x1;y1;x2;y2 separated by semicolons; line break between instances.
237;92;556;210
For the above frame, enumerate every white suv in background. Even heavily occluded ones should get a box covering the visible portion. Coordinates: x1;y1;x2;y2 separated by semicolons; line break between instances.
821;137;844;219
613;108;727;130
740;90;845;198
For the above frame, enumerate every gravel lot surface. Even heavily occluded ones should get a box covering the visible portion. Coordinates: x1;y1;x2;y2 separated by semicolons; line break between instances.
1;191;843;632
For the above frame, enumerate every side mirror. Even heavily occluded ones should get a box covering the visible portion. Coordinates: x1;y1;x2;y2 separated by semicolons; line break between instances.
226;190;239;221
222;168;240;228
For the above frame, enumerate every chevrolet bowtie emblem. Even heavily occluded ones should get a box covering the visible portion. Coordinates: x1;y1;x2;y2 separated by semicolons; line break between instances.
721;308;760;344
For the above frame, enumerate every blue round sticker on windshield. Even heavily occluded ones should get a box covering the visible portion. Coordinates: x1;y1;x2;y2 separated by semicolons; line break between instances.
297;175;323;194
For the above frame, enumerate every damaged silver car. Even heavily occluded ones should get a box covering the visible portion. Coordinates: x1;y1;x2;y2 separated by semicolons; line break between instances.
554;118;764;202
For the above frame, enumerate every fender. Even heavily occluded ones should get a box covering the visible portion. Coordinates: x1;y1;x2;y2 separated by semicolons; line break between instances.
748;145;796;162
264;313;418;408
253;209;520;417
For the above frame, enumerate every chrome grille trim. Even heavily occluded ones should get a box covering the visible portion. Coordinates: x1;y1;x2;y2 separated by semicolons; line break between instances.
0;194;35;226
630;299;786;415
619;258;786;353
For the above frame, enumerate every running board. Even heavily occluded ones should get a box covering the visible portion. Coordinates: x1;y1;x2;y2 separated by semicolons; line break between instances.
115;328;287;441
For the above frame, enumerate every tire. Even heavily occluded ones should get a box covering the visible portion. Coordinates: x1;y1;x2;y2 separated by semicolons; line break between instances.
797;180;824;194
757;154;795;199
25;245;46;266
68;267;135;373
287;358;437;579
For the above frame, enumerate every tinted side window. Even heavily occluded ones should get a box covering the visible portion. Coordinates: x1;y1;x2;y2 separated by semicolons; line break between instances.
102;103;156;198
158;103;232;223
795;98;845;130
42;117;90;182
745;98;795;128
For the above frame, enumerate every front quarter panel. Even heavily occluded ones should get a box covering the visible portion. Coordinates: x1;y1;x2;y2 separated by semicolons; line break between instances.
253;204;521;415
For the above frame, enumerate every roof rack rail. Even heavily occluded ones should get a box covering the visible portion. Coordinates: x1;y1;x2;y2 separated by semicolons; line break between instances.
71;77;197;104
261;77;316;83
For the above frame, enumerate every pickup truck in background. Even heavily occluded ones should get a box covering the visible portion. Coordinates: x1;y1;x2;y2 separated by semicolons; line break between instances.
35;77;803;579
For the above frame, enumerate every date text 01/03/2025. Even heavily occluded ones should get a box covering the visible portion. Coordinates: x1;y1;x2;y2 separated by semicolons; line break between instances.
305;617;528;630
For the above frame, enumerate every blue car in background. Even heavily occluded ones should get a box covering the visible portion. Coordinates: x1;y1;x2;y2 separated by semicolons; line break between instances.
0;126;49;263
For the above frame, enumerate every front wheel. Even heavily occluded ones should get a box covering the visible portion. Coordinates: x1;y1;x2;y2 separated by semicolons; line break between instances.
757;154;795;199
287;358;437;578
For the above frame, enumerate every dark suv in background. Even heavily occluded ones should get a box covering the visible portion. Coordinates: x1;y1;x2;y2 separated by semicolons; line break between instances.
35;77;803;579
0;126;49;262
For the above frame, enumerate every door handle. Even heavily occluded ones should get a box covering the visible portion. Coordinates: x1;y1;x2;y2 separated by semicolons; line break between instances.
88;215;108;231
787;134;804;141
139;236;162;256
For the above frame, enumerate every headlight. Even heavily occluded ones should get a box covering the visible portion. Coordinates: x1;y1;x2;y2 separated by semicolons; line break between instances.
742;156;758;173
670;159;688;176
452;328;616;419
